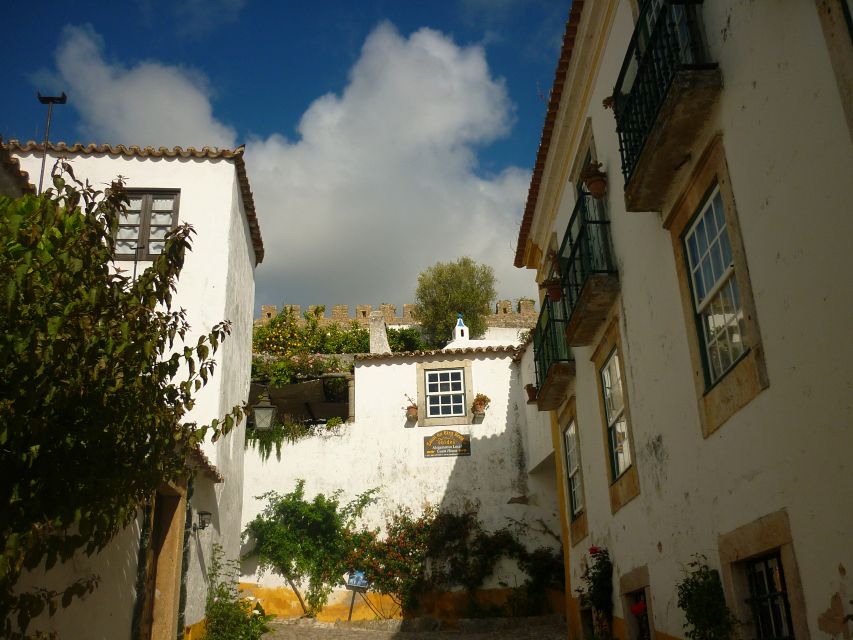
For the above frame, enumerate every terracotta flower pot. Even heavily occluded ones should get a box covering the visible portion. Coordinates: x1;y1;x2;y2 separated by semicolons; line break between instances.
544;278;563;302
406;405;418;420
473;401;486;414
581;162;608;199
525;384;538;402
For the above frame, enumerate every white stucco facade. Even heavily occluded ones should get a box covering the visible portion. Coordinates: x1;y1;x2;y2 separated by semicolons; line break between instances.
519;2;853;638
11;145;260;639
240;340;562;617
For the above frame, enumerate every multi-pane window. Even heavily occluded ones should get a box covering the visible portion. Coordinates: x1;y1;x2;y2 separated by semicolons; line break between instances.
684;185;745;385
745;552;795;640
601;348;632;479
425;369;465;418
563;420;584;518
116;191;179;260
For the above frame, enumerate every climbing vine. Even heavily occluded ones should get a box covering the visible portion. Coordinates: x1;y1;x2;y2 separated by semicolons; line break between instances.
245;416;344;461
352;505;564;617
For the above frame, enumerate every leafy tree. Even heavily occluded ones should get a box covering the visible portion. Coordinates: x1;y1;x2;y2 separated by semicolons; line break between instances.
0;164;242;636
387;327;425;352
243;480;376;616
412;257;496;346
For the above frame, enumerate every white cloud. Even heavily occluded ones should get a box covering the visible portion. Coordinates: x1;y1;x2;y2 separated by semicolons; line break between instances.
53;25;237;149
48;23;537;312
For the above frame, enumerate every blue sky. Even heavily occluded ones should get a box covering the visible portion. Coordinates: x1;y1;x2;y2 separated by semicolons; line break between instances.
2;1;568;313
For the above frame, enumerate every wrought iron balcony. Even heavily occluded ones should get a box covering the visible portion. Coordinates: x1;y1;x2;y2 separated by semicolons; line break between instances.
533;296;575;411
613;1;720;211
558;194;619;346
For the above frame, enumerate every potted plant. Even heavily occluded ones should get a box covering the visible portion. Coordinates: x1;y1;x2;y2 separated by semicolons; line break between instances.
471;393;490;415
581;161;608;199
524;383;538;403
404;394;418;420
542;277;563;302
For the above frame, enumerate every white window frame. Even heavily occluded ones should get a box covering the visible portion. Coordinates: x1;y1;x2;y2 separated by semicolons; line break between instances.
684;185;746;385
563;420;584;518
416;360;474;427
601;348;632;480
424;368;466;419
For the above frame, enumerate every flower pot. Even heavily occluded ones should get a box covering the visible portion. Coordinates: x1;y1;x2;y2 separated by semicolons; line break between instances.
525;384;538;402
406;405;418;420
544;278;563;302
581;162;608;199
472;401;486;415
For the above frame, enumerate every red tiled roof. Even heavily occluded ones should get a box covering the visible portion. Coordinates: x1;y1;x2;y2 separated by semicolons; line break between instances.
188;445;223;483
355;344;518;361
0;140;35;195
514;1;585;268
6;139;264;264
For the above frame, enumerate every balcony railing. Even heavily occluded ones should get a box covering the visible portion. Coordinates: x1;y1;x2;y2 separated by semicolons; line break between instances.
558;193;619;346
613;1;720;210
533;296;575;411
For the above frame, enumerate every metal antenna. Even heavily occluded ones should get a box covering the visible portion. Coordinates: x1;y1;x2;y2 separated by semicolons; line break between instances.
37;92;67;194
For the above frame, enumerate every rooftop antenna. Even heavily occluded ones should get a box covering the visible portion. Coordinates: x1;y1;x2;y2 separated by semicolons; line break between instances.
36;92;67;194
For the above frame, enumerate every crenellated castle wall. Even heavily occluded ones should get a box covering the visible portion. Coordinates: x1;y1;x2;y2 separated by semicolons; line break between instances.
256;299;537;329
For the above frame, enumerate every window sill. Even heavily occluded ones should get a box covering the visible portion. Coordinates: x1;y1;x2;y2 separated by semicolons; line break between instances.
608;464;640;514
699;346;768;438
569;510;588;547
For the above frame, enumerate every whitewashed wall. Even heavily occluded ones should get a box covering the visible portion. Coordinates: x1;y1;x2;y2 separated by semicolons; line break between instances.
240;349;561;598
538;1;853;636
13;151;258;638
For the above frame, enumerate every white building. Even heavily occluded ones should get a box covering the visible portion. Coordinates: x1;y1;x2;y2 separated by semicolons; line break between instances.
9;140;263;640
517;2;853;639
239;315;562;620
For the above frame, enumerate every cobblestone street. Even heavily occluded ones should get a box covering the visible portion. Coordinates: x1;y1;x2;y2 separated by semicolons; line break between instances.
264;617;569;640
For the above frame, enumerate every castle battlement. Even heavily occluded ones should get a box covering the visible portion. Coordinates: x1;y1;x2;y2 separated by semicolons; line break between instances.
256;300;537;329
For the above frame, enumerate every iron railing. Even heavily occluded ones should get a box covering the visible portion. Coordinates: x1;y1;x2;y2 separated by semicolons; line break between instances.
558;193;617;322
613;1;714;184
533;296;572;392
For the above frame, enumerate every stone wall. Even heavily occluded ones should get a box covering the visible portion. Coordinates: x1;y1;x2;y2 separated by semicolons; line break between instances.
256;299;537;329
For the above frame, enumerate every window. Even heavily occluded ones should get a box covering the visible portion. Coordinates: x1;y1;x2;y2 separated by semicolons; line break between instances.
116;190;180;261
592;318;639;512
626;589;652;640
664;136;768;437
562;420;584;518
718;510;809;640
744;553;795;640
425;368;465;418
601;348;631;479
416;360;474;427
683;185;745;385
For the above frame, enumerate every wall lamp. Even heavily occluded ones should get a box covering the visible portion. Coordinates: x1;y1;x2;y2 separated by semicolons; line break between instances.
194;510;212;532
252;387;276;432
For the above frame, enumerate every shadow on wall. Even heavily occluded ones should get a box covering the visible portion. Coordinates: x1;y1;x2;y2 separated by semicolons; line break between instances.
15;514;144;640
418;359;564;620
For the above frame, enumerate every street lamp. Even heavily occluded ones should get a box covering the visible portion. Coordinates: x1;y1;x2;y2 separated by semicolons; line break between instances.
252;390;276;432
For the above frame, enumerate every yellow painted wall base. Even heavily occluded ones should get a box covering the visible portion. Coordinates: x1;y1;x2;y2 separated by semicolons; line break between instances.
183;618;205;640
238;583;565;622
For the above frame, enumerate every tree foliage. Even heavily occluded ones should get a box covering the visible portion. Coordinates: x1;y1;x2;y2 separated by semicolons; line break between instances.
0;165;242;636
412;257;496;346
242;480;377;616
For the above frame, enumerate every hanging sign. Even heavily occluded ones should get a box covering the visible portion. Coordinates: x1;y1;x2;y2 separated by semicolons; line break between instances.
424;430;471;458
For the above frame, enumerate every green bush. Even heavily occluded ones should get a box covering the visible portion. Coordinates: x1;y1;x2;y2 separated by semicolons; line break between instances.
204;544;273;640
676;555;737;640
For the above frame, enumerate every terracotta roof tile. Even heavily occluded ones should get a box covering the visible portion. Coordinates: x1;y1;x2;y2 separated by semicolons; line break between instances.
0;140;35;195
355;344;518;362
6;140;264;264
514;2;585;268
188;445;223;483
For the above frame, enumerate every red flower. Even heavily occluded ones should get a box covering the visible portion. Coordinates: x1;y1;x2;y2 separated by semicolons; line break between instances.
631;601;647;616
588;545;602;554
